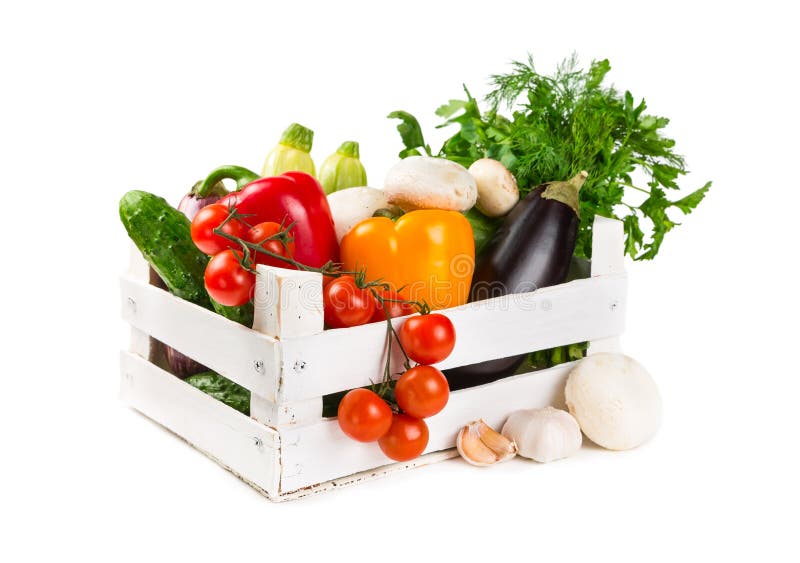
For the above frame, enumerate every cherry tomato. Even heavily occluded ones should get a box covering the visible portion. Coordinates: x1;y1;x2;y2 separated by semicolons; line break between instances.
378;414;429;461
204;249;255;306
395;365;449;418
191;204;248;255
246;222;295;268
323;276;377;328
398;313;456;365
337;388;393;442
369;288;415;323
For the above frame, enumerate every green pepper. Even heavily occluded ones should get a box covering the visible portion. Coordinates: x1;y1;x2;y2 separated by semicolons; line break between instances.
463;207;501;256
261;123;316;177
319;141;367;194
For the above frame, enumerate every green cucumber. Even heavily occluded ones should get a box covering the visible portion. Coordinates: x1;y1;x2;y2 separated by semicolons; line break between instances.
120;190;212;308
185;372;250;414
212;299;254;327
120;190;255;326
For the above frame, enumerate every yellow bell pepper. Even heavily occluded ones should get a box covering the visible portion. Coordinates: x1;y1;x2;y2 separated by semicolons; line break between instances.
341;210;475;310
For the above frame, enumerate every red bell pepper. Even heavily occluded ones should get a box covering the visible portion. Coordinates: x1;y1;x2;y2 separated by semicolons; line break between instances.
196;166;339;268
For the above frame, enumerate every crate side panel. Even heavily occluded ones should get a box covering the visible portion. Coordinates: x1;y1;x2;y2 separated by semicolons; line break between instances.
277;450;460;501
119;351;280;497
278;361;574;493
279;274;626;401
120;275;280;401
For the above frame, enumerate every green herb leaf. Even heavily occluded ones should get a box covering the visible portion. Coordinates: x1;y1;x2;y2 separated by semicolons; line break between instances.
672;181;711;214
388;54;711;261
387;111;431;158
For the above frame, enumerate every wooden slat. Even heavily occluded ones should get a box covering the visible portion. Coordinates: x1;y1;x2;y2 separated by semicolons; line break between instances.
588;215;625;355
278;361;574;493
119;352;280;496
120;276;281;401
277;274;626;401
252;265;324;339
249;265;326;426
590;215;625;277
250;395;323;427
276;450;459;501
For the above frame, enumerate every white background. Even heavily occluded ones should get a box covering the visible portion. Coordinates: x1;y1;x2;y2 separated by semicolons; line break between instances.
1;1;798;561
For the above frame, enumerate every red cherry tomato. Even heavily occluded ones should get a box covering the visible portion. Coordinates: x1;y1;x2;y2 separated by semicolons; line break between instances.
337;388;393;442
369;288;415;323
204;249;255;306
378;414;429;461
398;313;456;365
323;276;377;328
246;222;295;268
395;365;449;419
191;204;248;255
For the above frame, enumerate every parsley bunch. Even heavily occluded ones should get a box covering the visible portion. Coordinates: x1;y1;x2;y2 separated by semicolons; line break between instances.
389;54;710;260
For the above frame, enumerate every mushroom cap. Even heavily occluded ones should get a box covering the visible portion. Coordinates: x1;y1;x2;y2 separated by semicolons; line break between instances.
327;187;394;243
384;156;477;212
565;353;662;451
468;158;519;217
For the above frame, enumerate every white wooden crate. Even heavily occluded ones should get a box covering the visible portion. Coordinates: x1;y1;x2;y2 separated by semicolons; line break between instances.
119;215;626;500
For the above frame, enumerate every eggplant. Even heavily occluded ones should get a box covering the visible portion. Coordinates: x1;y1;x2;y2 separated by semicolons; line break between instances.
177;180;228;218
445;171;587;390
153;180;228;378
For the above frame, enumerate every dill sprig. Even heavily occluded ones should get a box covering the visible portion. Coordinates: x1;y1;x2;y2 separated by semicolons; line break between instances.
389;54;710;260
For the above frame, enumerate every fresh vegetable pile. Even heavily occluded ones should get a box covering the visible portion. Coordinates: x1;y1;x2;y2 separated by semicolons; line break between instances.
119;54;707;464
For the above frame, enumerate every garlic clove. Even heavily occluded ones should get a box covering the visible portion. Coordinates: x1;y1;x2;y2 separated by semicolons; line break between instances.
476;420;518;458
456;419;517;467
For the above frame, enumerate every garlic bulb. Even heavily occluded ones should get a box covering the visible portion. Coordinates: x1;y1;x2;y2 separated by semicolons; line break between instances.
565;353;661;451
456;419;517;466
501;407;582;463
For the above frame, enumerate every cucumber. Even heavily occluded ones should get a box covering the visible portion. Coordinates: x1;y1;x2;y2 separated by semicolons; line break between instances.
185;372;250;414
211;299;254;327
120;190;212;308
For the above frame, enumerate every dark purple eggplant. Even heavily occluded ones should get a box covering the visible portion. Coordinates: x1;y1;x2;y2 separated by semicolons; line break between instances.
154;180;227;378
446;171;587;390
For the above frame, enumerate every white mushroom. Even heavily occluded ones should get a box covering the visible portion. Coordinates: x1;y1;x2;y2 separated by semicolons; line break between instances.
326;187;399;243
468;158;519;217
383;156;477;212
565;353;662;451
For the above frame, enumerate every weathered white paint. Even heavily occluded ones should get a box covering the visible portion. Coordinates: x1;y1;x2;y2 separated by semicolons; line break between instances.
277;274;626;401
253;265;324;339
588;215;625;356
275;450;459;501
249;265;326;425
120;215;628;500
590;215;625;277
129;326;150;359
250;394;323;427
278;361;574;493
119;351;280;496
120;276;281;401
